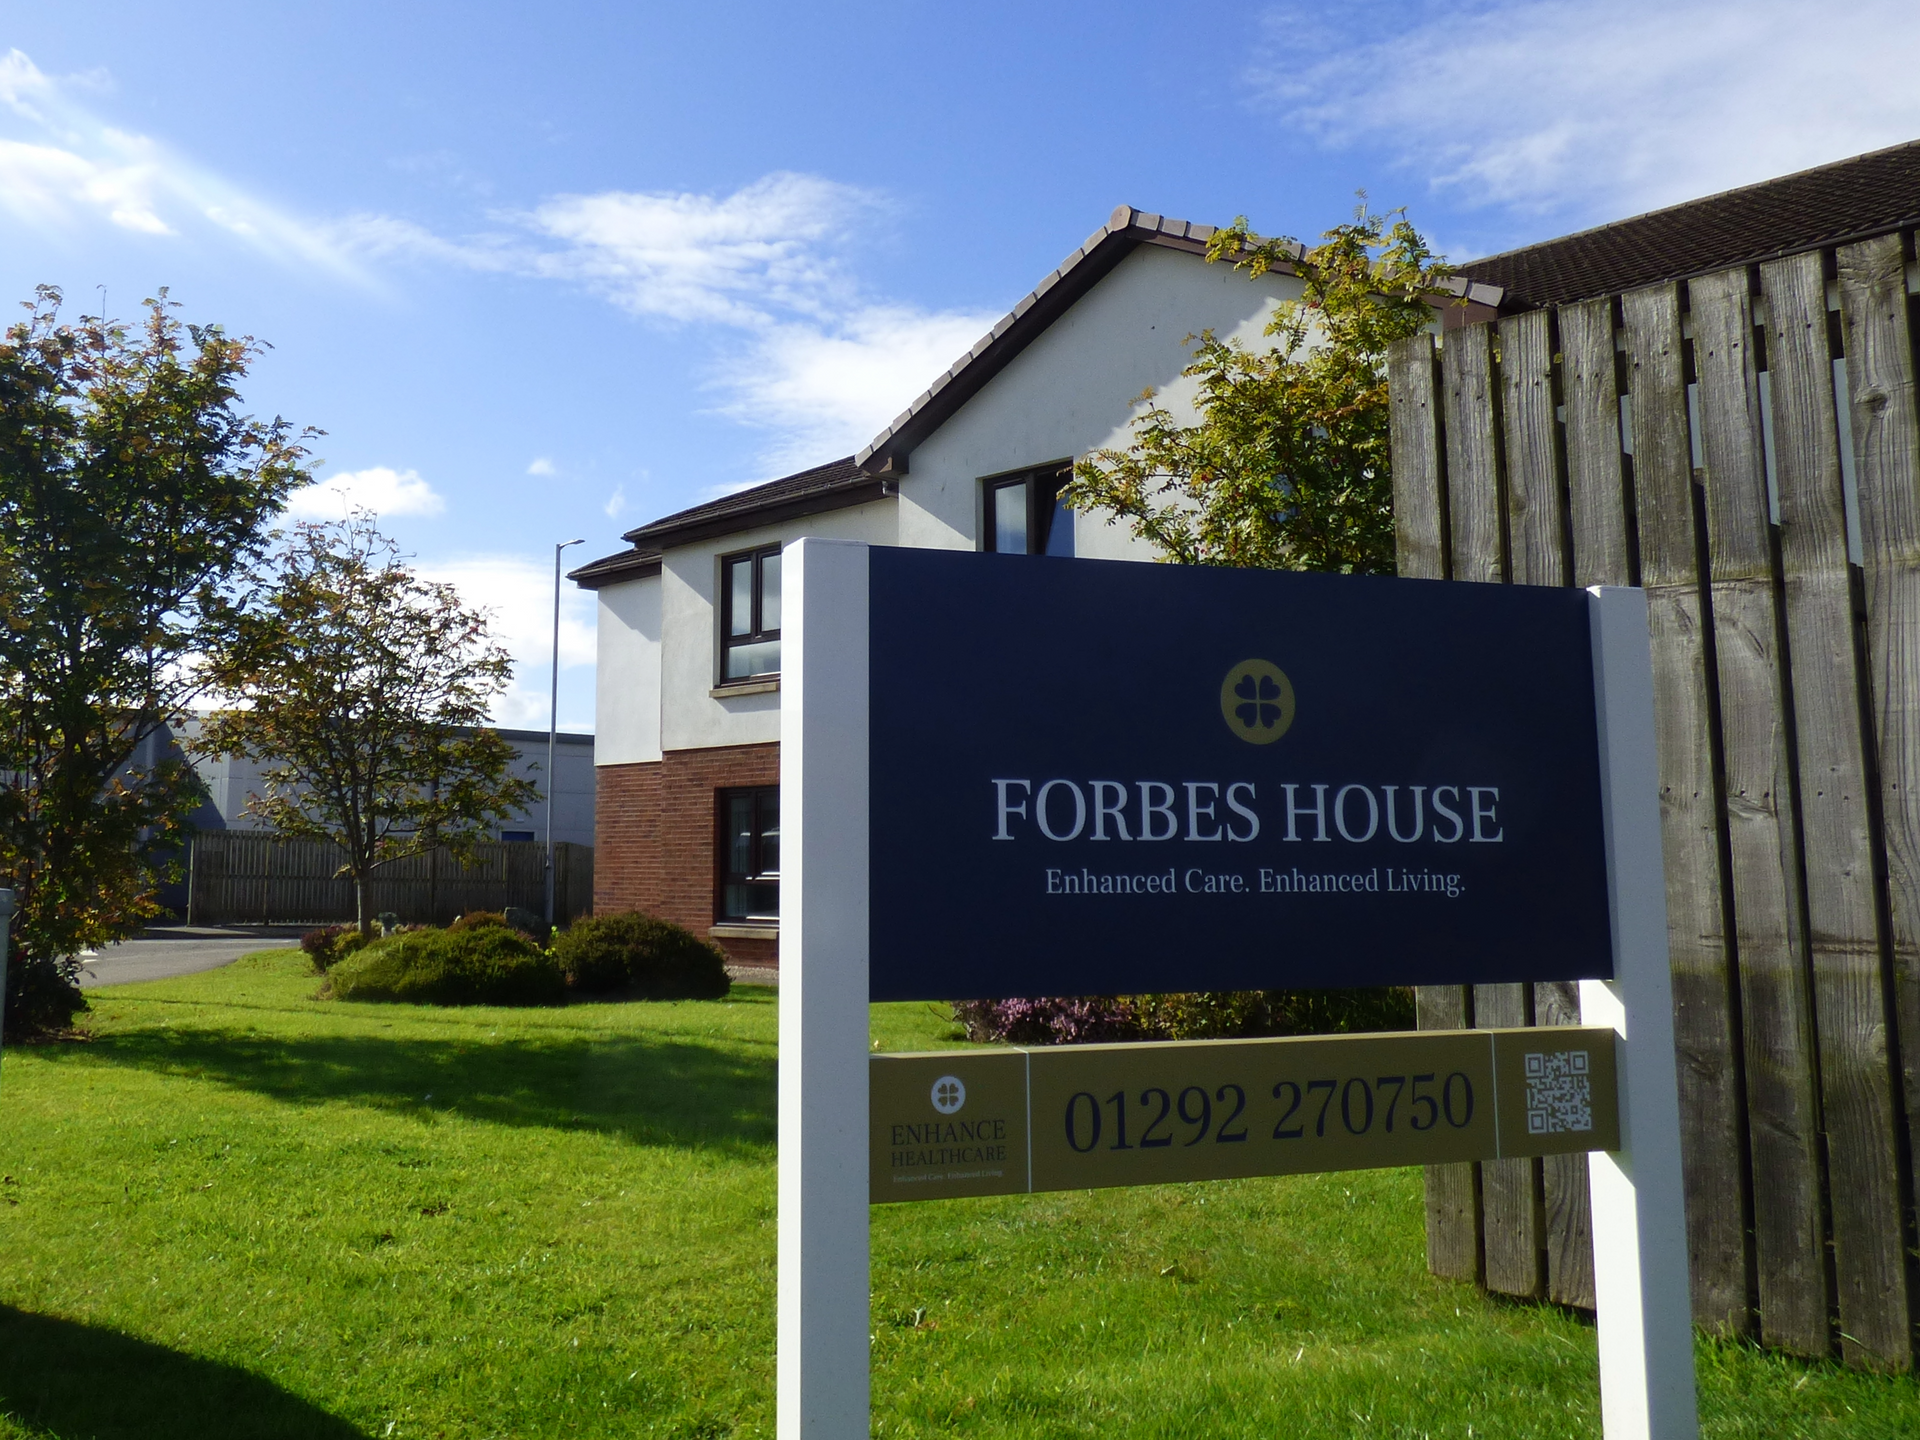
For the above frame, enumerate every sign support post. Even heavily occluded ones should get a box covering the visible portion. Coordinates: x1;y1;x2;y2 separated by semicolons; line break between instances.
1584;585;1699;1440
778;539;871;1440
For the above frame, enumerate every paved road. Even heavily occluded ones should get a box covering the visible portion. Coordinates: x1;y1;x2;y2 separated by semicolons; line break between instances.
69;928;779;990
77;928;300;989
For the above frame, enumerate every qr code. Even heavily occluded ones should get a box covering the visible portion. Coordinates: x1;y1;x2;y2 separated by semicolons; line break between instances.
1525;1050;1593;1134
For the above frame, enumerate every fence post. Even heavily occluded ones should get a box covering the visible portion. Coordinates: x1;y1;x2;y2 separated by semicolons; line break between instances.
1584;585;1700;1439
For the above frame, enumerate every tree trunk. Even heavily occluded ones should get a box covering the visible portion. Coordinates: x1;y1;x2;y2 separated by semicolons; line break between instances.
355;874;370;937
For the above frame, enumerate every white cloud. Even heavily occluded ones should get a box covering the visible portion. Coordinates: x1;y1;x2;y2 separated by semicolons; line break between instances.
604;484;627;519
0;49;367;274
517;172;878;325
0;53;1006;479
287;466;446;520
714;304;1001;472
0;135;171;234
1252;0;1920;236
494;174;997;472
418;553;596;728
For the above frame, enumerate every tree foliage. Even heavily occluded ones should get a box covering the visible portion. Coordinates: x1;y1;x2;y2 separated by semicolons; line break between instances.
0;286;311;1034
1061;203;1454;574
196;515;539;935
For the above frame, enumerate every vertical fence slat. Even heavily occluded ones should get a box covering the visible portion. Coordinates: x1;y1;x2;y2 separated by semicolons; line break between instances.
1563;297;1636;588
1390;333;1447;583
1475;308;1560;1298
1501;309;1567;589
1763;249;1913;1368
1415;983;1481;1283
1622;281;1756;1336
1445;322;1541;1296
1556;294;1639;1311
1502;305;1598;1307
1837;234;1920;1367
1532;977;1596;1307
1475;980;1544;1298
1391;330;1482;1286
1442;324;1506;585
1692;265;1832;1355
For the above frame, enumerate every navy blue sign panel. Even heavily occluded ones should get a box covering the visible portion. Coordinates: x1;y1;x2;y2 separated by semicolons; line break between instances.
866;548;1614;1003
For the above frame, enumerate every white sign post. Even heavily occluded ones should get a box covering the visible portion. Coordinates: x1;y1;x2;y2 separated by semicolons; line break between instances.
1584;585;1700;1440
778;539;872;1439
776;546;1699;1439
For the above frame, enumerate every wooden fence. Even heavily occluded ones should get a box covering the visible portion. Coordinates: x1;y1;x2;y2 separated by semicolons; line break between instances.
1387;233;1920;1371
183;830;594;928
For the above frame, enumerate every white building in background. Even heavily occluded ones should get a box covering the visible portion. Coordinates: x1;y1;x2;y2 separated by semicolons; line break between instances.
169;719;597;849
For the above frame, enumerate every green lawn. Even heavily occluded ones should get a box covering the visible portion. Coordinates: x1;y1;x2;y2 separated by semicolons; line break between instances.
0;951;1911;1439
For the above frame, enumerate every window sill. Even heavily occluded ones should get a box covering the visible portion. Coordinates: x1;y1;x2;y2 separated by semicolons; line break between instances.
710;922;779;940
710;678;781;698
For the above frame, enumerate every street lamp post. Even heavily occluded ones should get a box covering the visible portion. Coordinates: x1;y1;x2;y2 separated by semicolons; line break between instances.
546;539;584;931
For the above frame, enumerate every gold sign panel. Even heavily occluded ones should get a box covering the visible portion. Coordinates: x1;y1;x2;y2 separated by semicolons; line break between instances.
870;1027;1619;1204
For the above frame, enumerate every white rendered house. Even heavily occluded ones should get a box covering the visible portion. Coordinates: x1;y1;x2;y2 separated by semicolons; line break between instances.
570;204;1499;964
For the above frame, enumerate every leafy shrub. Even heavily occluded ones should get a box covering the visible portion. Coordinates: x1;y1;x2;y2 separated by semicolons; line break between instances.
949;996;1142;1045
299;924;376;973
1133;987;1416;1038
952;987;1415;1045
300;925;350;972
450;909;540;942
328;924;564;1006
553;911;729;1000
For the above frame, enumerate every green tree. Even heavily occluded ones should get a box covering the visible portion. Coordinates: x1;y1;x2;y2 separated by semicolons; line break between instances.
1061;203;1455;574
196;515;539;936
0;287;311;1035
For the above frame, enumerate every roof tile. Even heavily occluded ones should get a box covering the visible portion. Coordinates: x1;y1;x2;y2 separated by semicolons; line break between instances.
1461;138;1920;309
620;456;869;546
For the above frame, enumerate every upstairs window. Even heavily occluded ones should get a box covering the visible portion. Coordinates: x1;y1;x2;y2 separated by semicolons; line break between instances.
721;545;781;681
983;463;1075;557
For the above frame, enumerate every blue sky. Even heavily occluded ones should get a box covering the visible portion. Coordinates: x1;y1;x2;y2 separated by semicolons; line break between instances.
5;0;1917;729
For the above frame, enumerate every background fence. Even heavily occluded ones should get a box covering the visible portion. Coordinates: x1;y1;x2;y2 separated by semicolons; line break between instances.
1387;232;1920;1371
182;830;594;929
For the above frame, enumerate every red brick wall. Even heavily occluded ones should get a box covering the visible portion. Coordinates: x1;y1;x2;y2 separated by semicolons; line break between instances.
594;742;780;967
594;760;663;915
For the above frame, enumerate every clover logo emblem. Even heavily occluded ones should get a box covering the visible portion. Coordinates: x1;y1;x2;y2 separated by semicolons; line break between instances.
1219;659;1296;745
930;1076;966;1115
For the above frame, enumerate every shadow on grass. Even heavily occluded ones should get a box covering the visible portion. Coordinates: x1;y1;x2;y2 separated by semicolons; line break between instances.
0;1307;368;1439
64;1025;777;1153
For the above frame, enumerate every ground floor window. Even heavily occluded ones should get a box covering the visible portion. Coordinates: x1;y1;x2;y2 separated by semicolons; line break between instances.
718;785;779;921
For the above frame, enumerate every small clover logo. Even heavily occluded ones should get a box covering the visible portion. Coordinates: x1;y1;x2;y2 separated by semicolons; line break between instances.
1235;671;1284;729
1220;659;1296;745
930;1075;967;1115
